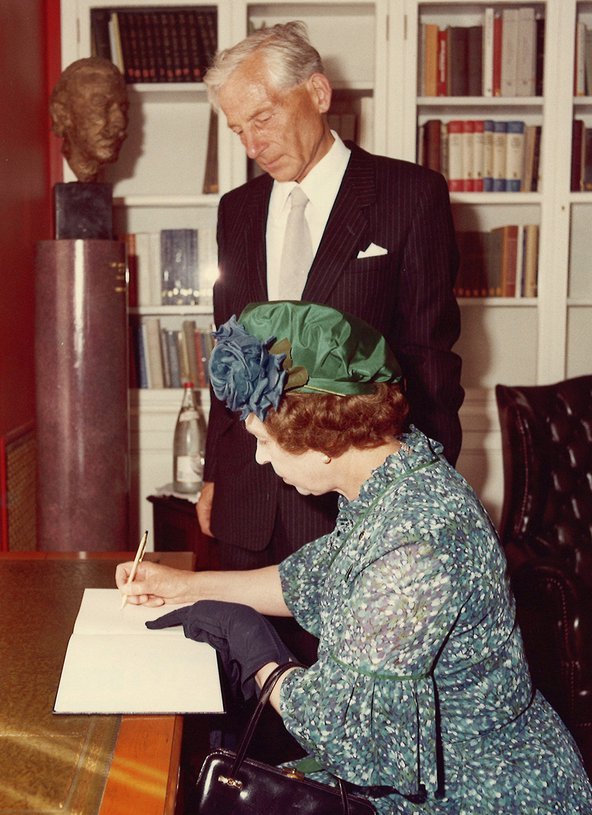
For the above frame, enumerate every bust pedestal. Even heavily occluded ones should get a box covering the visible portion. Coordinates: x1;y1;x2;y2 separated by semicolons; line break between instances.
35;237;129;551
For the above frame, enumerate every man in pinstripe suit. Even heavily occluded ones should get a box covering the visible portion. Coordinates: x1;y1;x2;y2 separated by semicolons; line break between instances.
197;22;463;577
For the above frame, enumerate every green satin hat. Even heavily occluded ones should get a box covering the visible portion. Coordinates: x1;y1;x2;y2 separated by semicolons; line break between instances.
239;301;401;396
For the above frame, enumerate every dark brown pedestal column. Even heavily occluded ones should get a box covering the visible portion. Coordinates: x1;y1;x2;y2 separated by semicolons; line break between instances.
35;239;129;551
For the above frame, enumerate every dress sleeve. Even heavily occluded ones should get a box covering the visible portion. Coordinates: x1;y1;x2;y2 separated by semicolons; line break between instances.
279;534;465;796
278;533;335;638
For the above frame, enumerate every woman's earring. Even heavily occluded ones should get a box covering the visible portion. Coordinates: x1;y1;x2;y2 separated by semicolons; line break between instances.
322;454;331;464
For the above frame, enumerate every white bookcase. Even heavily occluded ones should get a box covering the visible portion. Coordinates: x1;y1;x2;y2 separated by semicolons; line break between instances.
60;0;590;543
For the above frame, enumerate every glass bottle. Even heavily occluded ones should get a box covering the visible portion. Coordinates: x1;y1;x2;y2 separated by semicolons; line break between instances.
173;382;204;494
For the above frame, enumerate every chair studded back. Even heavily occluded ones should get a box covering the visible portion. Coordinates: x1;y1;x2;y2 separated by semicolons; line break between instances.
496;375;592;779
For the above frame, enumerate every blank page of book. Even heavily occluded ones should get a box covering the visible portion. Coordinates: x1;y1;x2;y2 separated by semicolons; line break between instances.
54;588;224;714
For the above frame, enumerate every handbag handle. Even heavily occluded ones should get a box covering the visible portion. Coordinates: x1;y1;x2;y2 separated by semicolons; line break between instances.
231;662;304;772
230;662;354;815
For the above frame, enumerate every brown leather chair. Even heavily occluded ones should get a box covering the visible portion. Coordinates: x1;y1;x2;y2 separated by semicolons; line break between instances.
496;375;592;778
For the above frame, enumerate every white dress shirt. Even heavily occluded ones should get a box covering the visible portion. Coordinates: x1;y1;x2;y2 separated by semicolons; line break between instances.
266;133;351;301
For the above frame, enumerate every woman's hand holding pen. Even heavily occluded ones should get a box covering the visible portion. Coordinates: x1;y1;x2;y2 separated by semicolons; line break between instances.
115;561;197;607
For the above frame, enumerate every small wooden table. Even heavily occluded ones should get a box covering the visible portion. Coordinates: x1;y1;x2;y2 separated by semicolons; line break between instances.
0;550;193;815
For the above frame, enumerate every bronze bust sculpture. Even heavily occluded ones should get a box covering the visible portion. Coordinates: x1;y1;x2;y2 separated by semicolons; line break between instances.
49;57;129;183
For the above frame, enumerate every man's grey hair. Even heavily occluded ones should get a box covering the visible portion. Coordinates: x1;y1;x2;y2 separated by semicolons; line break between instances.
204;21;325;109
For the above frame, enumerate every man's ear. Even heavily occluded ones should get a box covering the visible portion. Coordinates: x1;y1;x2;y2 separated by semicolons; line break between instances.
307;72;332;114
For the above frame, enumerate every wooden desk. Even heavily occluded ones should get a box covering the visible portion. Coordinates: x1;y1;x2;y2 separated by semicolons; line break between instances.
0;550;193;815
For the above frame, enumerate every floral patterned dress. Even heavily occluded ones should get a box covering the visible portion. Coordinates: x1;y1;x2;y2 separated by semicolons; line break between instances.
278;429;592;813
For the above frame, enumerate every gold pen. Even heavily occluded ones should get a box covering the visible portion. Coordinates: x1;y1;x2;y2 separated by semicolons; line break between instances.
120;530;148;609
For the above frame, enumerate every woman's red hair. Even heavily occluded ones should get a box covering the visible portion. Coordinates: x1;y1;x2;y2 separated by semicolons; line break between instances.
264;383;409;457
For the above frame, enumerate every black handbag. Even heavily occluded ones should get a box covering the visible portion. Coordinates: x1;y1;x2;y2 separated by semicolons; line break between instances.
194;663;376;814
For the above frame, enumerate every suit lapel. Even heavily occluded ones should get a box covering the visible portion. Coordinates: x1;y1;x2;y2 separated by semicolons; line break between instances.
302;146;376;304
240;175;273;301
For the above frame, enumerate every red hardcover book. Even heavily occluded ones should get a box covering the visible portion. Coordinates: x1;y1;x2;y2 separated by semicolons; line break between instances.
493;12;503;96
437;28;448;95
424;119;442;172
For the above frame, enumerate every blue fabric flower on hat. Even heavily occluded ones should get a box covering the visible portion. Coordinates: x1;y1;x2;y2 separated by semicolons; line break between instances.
209;316;287;420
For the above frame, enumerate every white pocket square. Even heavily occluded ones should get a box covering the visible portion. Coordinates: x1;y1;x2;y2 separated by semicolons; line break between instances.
357;242;388;259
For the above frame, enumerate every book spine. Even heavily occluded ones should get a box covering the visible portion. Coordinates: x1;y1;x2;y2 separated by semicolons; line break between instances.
523;224;539;298
575;20;587;96
585;27;592;95
492;11;503;97
424;23;439;97
516;7;536;96
424;119;442;172
145;317;164;388
482;8;494;97
448;26;468;96
482;119;494;191
461;120;475;191
505;120;525;192
91;9;112;60
467;25;483;97
571;119;584;191
492;120;508;191
583;126;592;191
446;120;464;191
437;28;448;96
535;15;545;96
501;9;519;97
501;224;519;297
472;120;485;192
160;325;171;388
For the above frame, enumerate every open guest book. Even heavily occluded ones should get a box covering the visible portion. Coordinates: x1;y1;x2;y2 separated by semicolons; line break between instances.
54;589;224;714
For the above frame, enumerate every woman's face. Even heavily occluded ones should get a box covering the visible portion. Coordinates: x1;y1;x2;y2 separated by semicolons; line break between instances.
245;414;336;496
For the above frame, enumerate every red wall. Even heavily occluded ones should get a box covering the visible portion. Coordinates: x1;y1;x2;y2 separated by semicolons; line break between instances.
0;0;60;436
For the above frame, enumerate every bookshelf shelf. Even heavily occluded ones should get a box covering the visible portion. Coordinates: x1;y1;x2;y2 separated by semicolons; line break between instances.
130;305;214;316
418;96;543;106
114;195;221;208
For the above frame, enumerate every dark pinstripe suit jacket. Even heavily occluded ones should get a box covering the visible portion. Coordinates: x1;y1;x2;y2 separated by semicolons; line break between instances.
204;143;464;558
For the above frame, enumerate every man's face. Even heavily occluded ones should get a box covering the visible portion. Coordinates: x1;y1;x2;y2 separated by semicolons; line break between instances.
67;73;128;162
218;52;333;182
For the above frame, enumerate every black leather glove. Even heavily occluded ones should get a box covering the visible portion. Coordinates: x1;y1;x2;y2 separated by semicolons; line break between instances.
146;600;297;699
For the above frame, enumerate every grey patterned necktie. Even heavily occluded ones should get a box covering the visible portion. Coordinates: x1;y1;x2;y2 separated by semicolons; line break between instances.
278;186;313;300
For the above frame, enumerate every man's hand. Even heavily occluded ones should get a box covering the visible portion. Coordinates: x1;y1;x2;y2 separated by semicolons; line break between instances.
115;561;197;607
196;481;215;537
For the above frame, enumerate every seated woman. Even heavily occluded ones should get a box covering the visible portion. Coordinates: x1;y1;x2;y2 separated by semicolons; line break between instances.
117;301;592;813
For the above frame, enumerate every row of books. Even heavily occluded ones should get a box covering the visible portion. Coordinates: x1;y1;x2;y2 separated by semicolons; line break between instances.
455;224;539;299
572;120;592;192
574;20;592;96
91;7;217;84
123;228;218;308
418;119;541;193
130;317;214;390
419;7;543;97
